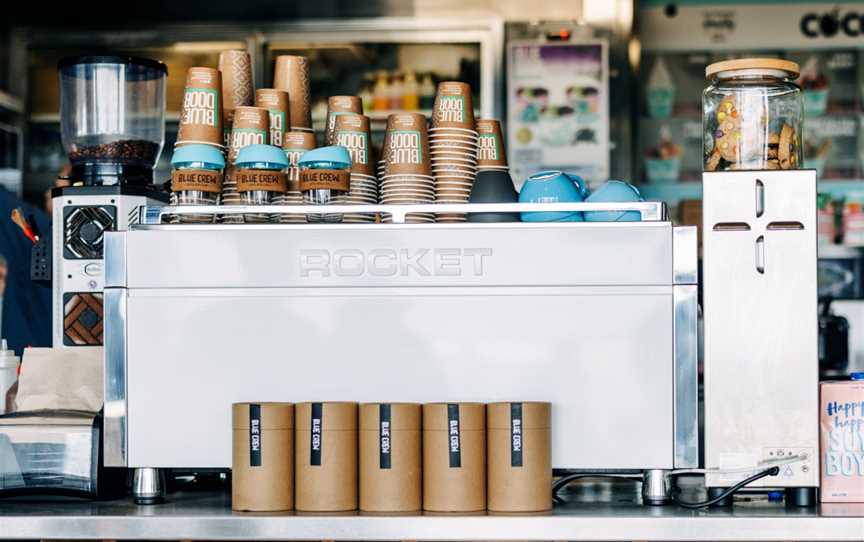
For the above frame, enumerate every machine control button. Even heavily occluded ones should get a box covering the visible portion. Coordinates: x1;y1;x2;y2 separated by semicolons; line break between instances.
84;263;102;277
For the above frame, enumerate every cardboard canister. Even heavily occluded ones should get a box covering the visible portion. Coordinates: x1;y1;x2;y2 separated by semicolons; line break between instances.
295;401;358;512
422;402;486;512
487;402;551;512
231;402;294;511
359;403;421;512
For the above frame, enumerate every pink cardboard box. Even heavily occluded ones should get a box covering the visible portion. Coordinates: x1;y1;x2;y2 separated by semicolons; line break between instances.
820;376;864;502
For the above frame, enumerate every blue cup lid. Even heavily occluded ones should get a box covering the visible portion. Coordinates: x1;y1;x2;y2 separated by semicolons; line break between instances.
298;146;352;169
236;144;290;168
171;144;225;168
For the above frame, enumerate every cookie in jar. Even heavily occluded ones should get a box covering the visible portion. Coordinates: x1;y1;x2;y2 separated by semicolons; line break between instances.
703;58;802;172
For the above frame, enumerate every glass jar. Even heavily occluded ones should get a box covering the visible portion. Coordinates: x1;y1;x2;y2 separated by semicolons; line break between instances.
703;59;802;172
170;144;225;224
234;144;289;224
298;146;352;223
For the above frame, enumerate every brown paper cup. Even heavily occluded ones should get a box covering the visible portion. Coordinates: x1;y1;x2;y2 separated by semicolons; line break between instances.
487;402;551;512
255;89;290;149
177;67;223;148
295;402;358;512
333;114;374;177
273;55;312;131
476;119;508;169
432;82;475;129
326;96;364;145
228;106;270;164
218;50;254;146
422;402;486;512
359;403;421;512
232;402;294;512
385;113;431;177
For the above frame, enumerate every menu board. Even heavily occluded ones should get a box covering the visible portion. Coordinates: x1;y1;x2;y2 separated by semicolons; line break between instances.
507;40;610;188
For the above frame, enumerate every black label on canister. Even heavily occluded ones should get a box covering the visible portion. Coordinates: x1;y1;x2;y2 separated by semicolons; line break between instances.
447;403;461;468
511;402;523;467
379;403;392;469
310;402;323;466
249;403;262;467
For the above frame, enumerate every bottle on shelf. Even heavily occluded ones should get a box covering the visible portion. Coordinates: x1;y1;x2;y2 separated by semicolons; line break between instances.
419;73;435;110
359;74;374;113
372;71;389;112
389;72;404;111
402;72;419;111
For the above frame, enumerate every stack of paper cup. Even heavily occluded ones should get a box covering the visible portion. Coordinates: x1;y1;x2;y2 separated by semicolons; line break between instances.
333;113;377;224
273;55;313;133
221;106;270;223
176;67;223;150
380;113;435;224
218;50;254;148
255;89;290;149
274;131;316;223
430;82;478;222
377;129;389;180
325;96;363;146
476;119;509;172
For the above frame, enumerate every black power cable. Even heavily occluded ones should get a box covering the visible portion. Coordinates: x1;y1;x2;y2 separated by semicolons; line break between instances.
670;466;781;509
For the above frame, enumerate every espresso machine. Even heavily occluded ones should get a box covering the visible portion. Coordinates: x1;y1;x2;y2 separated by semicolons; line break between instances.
52;56;169;348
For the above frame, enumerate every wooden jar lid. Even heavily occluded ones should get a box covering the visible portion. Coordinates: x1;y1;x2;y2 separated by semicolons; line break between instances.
706;58;800;79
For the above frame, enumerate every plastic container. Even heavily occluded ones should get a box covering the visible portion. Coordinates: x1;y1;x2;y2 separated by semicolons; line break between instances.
359;403;422;512
422;402;486;512
298;146;352;223
295;402;358;512
487;402;552;512
234;144;289;224
0;340;20;415
58;55;167;185
170;144;225;224
703;59;802;172
232;402;294;511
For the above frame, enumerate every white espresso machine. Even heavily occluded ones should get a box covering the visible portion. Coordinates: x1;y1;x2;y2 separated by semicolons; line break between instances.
102;202;699;504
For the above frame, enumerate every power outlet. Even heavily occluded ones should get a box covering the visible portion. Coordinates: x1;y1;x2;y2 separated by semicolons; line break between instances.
761;446;817;486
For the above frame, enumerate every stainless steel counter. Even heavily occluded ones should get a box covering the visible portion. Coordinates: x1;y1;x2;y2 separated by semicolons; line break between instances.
0;479;862;541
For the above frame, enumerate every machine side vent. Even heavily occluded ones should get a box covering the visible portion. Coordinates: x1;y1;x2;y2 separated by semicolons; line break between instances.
63;293;104;346
63;205;117;260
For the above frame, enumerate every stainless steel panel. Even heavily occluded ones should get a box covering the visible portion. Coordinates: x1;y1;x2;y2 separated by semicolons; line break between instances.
125;286;674;469
120;222;674;289
104;232;126;288
672;284;699;468
672;226;698;285
703;170;819;488
103;287;128;467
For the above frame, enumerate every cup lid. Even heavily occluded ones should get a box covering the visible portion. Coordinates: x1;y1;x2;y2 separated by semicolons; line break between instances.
236;144;289;168
171;144;226;168
299;145;352;168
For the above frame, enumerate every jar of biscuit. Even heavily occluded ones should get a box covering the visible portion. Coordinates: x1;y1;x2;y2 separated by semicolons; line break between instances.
703;59;802;172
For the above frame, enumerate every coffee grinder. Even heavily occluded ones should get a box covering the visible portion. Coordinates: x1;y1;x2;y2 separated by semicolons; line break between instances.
52;56;169;347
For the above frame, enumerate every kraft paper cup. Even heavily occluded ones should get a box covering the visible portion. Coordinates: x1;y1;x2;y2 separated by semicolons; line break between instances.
333;113;375;177
326;96;364;145
295;402;358;512
422;402;486;512
273;55;312;131
487;402;551;512
255;89;290;149
232;402;294;512
384;113;431;177
228;106;270;164
431;82;475;130
177;67;223;148
218;50;254;146
476;119;508;170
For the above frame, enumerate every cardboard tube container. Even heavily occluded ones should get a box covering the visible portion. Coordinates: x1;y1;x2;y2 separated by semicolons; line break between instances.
295;401;358;512
231;402;294;511
487;402;552;512
422;402;486;512
359;402;421;512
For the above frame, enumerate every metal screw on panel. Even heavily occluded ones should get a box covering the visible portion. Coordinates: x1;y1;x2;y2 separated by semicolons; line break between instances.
88;280;97;289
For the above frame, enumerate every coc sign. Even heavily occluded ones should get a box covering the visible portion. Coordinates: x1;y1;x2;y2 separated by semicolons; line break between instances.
801;9;864;38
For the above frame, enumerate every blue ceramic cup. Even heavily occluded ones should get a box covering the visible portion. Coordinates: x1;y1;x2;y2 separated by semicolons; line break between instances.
519;171;588;222
584;180;643;222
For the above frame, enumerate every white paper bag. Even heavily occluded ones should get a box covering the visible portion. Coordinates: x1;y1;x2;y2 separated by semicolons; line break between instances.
15;347;103;413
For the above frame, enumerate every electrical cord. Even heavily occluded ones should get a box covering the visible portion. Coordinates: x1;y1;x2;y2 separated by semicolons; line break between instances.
670;466;780;509
669;453;808;476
